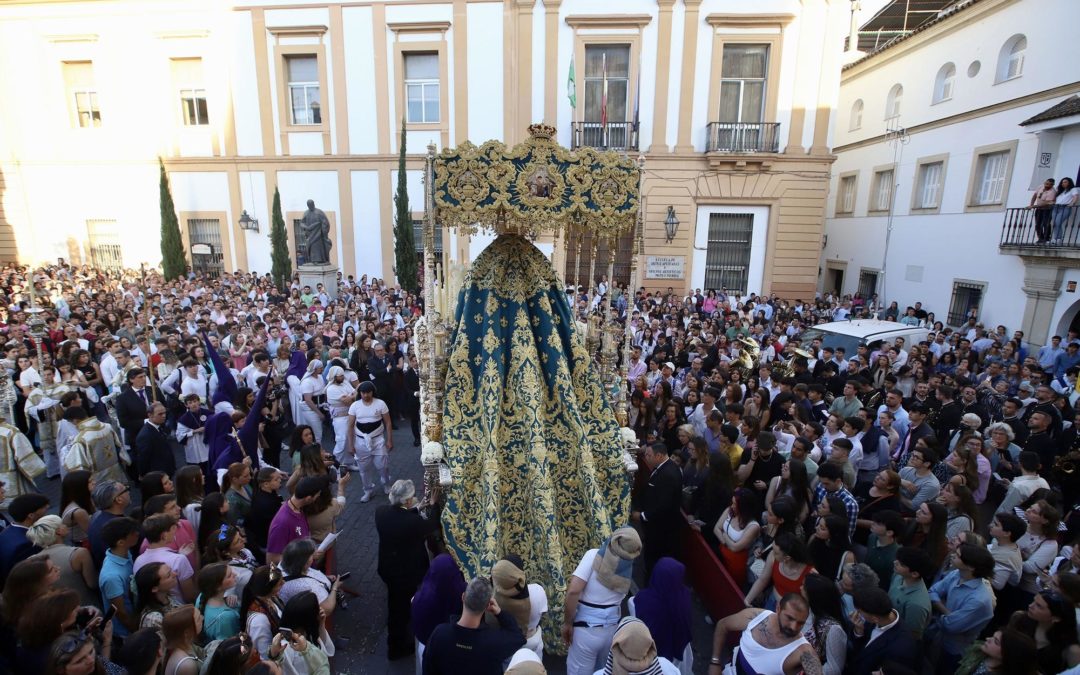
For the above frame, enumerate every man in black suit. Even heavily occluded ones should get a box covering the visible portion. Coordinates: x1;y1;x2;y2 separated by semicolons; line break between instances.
375;479;442;660
367;342;396;425
114;368;151;459
0;493;50;590
403;352;421;447
848;587;920;673
631;442;683;582
135;403;176;478
933;384;963;446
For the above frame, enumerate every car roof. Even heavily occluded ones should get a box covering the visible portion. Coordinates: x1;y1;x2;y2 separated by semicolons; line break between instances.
806;319;927;340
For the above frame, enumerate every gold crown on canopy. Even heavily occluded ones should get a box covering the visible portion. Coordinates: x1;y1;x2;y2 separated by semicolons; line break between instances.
527;123;557;140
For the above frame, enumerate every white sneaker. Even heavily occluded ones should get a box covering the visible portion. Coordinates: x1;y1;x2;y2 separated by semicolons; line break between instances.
360;490;373;503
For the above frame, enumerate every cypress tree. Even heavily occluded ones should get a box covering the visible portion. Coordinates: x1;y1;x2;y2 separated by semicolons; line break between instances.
158;159;187;280
393;120;419;295
270;186;291;291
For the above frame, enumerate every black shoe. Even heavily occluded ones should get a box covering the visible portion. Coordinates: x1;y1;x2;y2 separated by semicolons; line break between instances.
413;439;420;447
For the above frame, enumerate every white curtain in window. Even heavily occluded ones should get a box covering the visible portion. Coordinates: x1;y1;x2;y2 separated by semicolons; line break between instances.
918;162;942;208
875;170;894;211
978;152;1008;204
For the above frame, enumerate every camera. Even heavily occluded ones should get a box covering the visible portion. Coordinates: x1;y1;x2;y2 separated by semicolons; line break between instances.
268;383;289;400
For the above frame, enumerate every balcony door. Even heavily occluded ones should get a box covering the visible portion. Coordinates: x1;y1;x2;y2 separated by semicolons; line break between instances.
717;44;768;151
583;44;630;149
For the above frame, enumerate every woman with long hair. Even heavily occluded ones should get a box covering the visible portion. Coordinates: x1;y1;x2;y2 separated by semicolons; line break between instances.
959;628;1038;675
765;459;813;526
1026;589;1077;673
940;481;978;541
45;628;119;675
162;605;205;675
1016;500;1061;596
197;492;230;555
134;561;181;630
657;403;685;453
197;563;241;643
903;501;949;574
682;436;710;494
278;590;334;672
743;532;815;609
808;514;855;582
688;452;736;549
288;425;317;469
740;416;761;453
222;462;253;523
16;588;82;673
174;465;205;531
632;395;656;445
202;524;257;601
139;471;174;503
802;572;848;675
3;554;62;629
241;566;285;661
950;435;992;505
60;470;95;547
854;469;902;546
714;488;762;588
745;389;771;429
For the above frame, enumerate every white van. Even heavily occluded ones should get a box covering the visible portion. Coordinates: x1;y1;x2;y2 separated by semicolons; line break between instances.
798;319;929;357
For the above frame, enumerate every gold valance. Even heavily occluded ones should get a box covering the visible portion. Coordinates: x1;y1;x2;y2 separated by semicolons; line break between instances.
431;124;641;239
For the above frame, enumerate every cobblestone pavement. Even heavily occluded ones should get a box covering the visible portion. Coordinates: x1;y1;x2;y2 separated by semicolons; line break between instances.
33;422;714;674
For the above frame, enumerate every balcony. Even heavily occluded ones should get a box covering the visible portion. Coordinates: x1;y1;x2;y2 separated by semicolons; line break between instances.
1000;206;1080;259
570;121;639;152
705;122;780;153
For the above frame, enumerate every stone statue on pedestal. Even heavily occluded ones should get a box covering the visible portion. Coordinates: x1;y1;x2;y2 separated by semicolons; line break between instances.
300;199;332;265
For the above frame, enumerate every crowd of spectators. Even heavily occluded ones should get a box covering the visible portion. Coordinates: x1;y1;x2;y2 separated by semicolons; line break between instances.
3;259;1080;675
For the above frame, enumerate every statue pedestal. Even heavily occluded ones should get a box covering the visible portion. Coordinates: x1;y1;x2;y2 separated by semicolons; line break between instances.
298;263;339;300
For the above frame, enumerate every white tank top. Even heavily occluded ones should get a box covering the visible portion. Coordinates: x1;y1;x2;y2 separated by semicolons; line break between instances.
734;610;809;675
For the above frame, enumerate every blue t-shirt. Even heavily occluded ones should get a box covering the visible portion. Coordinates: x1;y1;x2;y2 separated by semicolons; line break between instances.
99;550;134;637
198;595;242;642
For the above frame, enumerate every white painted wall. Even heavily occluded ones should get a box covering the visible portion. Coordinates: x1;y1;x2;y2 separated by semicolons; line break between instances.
351;170;384;279
390;169;425;214
231;11;263;156
467;2;503;143
343;7;377;155
239;170;271;274
169;170;236;269
288;132;325;156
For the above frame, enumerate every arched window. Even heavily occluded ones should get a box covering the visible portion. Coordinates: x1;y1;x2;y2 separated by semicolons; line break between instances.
996;34;1026;82
849;99;864;130
933;63;955;103
885;84;903;119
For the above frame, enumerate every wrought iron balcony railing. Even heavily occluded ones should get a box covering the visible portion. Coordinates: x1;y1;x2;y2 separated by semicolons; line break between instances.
570;121;640;152
1000;206;1080;249
706;122;781;153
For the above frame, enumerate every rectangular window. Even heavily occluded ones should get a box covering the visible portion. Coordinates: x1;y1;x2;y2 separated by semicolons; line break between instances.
947;281;985;326
404;52;440;124
187;218;224;277
584;44;630;124
285;55;321;126
172;58;209;126
412;221;444;256
85;219;122;271
704;213;753;296
718;44;768;124
563;230;634;289
837;175;857;214
63;61;101;128
915;161;943;209
871;169;894;212
857;270;878;299
974;151;1009;205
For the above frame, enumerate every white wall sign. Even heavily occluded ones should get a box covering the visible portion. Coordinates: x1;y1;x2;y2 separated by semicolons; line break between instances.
646;255;686;280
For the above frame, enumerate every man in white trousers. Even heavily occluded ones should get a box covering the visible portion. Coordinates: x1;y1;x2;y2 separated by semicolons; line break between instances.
345;380;393;502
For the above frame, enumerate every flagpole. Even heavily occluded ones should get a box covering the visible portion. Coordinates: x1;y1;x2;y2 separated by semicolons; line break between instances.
601;53;608;148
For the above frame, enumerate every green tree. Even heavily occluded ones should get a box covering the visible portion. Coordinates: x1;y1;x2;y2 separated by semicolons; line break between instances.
158;159;187;280
270;186;291;291
393;119;419;295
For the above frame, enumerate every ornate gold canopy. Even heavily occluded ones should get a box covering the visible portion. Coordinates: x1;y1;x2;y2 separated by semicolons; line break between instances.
431;123;641;239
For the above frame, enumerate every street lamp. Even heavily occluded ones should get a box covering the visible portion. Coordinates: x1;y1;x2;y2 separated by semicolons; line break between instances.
664;206;680;243
238;210;259;232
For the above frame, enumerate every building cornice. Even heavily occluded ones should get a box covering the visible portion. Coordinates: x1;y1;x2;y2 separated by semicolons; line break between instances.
564;14;652;29
386;20;452;34
266;25;328;38
704;13;795;28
